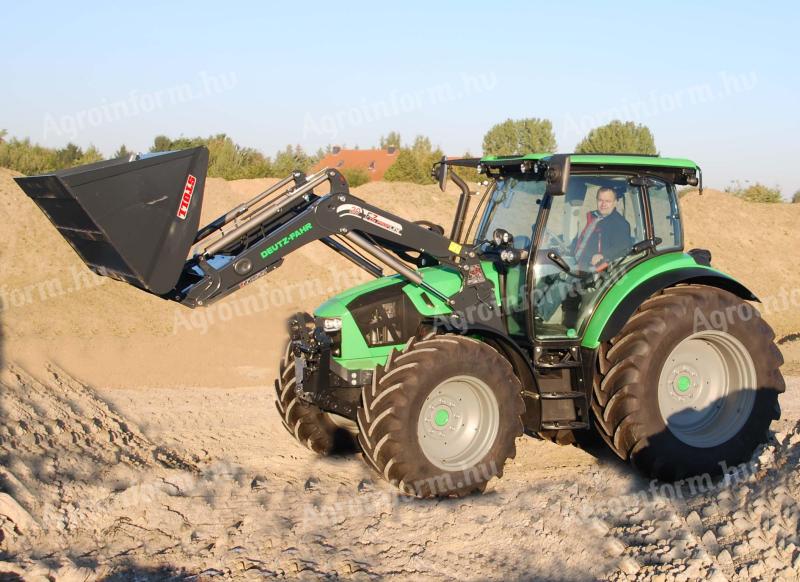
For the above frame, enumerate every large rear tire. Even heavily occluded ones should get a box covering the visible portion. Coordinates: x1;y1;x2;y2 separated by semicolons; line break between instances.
591;285;784;481
274;342;358;455
358;335;525;498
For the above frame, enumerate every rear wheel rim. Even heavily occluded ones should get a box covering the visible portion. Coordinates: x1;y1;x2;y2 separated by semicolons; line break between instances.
417;375;499;471
657;330;757;448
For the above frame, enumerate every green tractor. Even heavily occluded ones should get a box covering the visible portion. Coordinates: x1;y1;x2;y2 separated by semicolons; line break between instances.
274;154;784;497
17;148;784;498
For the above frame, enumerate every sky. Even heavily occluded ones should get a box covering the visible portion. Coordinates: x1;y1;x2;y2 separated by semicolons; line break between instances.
3;0;799;196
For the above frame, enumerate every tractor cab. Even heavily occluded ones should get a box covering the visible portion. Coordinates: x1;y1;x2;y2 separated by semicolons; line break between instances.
467;154;695;343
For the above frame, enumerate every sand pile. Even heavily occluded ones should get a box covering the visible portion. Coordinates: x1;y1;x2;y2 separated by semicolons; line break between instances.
0;169;461;387
0;168;796;384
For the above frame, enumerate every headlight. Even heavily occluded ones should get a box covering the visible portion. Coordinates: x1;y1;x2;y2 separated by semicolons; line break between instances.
321;317;342;332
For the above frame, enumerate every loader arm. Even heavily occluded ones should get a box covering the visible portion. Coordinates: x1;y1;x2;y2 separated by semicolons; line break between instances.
15;147;505;334
178;169;504;333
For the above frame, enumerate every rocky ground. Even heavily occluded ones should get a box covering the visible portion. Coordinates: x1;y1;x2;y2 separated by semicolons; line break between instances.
0;363;798;581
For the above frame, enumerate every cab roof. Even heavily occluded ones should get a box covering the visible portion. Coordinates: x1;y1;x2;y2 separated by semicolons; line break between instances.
479;153;699;170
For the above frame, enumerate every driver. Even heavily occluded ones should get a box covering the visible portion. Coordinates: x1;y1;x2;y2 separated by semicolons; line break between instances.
534;186;633;330
572;187;631;270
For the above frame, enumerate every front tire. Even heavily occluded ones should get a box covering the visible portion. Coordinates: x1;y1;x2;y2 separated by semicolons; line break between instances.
358;335;525;498
274;342;358;455
591;285;784;481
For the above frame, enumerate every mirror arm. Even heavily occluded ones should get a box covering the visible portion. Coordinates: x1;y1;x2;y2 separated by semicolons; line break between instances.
449;169;471;242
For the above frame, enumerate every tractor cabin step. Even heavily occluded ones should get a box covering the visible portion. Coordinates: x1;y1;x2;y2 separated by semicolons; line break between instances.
533;345;591;431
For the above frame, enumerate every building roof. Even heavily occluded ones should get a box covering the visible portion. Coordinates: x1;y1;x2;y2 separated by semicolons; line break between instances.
313;147;399;181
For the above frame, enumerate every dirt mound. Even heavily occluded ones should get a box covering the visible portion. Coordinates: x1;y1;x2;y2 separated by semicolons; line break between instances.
681;188;800;338
1;168;797;385
0;169;461;388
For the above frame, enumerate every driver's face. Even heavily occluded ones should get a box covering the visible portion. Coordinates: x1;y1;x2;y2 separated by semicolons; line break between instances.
596;190;616;217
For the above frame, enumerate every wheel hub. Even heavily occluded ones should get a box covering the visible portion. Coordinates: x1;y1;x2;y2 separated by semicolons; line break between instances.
417;375;499;471
433;408;451;427
668;367;699;399
657;330;757;448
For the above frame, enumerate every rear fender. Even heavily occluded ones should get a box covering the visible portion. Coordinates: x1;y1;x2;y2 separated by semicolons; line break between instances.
588;268;758;347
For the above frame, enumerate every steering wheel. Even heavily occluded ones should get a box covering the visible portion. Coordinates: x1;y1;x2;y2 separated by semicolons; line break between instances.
542;231;571;255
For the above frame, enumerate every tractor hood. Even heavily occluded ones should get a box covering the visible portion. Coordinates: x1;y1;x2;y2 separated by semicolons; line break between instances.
312;263;501;369
314;263;499;320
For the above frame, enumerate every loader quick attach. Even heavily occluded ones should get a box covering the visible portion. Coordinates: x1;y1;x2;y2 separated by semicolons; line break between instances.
16;147;785;498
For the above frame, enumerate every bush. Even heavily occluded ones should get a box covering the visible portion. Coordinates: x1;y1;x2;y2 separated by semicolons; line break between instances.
575;120;657;155
0;133;102;175
482;118;556;156
151;134;273;179
725;180;783;203
792;190;800;203
341;167;370;188
739;183;783;203
0;131;321;182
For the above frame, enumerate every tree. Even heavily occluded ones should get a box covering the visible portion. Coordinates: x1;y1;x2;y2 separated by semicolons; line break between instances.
0;129;7;143
384;135;443;184
792;190;800;203
53;143;84;168
114;144;133;159
449;152;482;184
77;145;103;165
271;144;312;176
341;167;370;188
149;134;272;179
151;135;174;152
575;120;657;155
739;183;783;203
384;149;428;183
482;118;557;157
380;132;401;149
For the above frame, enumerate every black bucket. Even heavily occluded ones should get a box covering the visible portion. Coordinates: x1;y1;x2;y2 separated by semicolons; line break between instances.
15;147;208;295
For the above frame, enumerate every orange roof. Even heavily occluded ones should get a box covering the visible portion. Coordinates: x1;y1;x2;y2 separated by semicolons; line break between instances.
313;147;399;181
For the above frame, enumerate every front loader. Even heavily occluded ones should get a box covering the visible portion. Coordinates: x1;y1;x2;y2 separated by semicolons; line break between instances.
16;147;785;497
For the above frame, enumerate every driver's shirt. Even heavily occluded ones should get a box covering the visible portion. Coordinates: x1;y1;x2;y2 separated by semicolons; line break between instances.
574;211;603;267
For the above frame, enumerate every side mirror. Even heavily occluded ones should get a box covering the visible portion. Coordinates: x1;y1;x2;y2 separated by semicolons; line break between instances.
545;154;571;196
434;157;449;192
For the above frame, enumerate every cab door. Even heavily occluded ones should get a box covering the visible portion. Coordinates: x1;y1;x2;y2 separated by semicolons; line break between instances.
529;173;648;340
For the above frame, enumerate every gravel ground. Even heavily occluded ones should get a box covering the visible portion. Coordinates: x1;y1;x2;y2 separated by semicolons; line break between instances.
0;367;798;581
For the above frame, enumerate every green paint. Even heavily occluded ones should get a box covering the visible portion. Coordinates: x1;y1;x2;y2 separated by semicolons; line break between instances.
480;153;698;170
434;409;450;427
581;252;741;349
402;266;461;316
677;375;691;392
315;262;500;370
316;277;402;314
260;222;313;259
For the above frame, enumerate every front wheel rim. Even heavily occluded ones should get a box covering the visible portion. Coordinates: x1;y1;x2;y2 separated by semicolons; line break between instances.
416;375;500;471
657;330;757;448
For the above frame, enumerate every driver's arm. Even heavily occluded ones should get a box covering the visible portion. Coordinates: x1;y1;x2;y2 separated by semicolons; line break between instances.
601;218;632;262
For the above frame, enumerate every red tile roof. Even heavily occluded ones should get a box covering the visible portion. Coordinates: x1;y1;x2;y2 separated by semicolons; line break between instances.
313;147;399;181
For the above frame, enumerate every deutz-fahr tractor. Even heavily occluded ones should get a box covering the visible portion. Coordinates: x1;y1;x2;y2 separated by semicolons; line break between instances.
16;148;784;498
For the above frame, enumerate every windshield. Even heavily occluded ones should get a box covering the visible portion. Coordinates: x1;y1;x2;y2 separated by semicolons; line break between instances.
475;176;545;249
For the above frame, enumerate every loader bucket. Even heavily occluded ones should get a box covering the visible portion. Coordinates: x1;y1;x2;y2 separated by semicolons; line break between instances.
15;147;208;295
